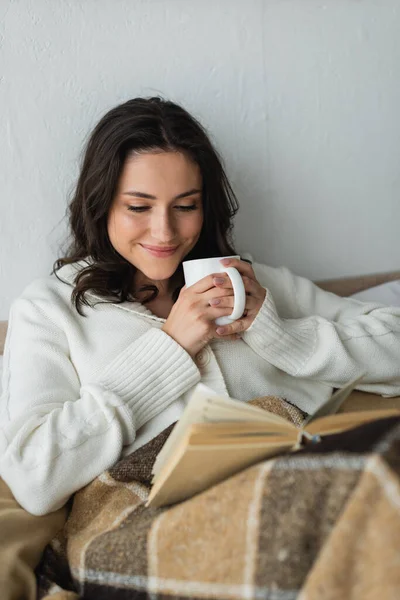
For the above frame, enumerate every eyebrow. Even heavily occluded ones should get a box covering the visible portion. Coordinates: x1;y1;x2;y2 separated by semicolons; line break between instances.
122;188;202;201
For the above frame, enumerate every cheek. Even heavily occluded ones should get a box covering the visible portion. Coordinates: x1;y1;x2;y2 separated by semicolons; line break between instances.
108;211;144;243
185;212;203;238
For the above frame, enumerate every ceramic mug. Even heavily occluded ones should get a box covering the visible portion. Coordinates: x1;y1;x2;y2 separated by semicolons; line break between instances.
182;255;246;326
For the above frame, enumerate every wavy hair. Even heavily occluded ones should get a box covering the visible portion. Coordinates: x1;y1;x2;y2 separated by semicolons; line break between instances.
54;97;240;315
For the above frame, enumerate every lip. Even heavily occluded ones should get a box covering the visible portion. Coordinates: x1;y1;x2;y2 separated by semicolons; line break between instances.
140;244;178;257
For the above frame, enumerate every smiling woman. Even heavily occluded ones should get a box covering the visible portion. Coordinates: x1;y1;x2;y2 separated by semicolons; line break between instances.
107;151;204;296
51;97;238;318
1;97;400;598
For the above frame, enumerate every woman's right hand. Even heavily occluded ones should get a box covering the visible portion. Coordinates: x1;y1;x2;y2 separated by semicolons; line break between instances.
161;274;239;359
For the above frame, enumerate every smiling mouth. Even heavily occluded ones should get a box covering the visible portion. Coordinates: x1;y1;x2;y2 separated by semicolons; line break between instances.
140;244;179;257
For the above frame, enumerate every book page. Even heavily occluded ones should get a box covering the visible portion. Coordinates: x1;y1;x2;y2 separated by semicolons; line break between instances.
147;438;294;508
306;407;400;437
152;383;294;478
302;373;366;427
200;395;295;426
187;422;296;444
152;383;220;477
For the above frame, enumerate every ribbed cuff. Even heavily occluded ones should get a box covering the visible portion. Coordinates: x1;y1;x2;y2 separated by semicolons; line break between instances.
98;328;201;428
243;290;318;375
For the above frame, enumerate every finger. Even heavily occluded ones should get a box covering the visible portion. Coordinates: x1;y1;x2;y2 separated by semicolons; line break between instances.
212;273;262;294
219;258;256;280
211;274;234;290
215;317;250;336
204;285;235;304
213;333;242;342
203;283;234;301
209;296;234;308
187;273;228;294
242;276;262;295
205;306;240;321
208;295;259;311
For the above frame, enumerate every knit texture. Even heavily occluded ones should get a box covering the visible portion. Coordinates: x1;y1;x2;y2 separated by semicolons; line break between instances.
1;258;400;514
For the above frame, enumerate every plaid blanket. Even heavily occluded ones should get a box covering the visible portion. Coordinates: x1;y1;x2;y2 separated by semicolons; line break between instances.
36;396;400;600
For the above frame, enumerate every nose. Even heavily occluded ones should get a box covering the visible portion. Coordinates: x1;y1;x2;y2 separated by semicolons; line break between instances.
150;209;176;243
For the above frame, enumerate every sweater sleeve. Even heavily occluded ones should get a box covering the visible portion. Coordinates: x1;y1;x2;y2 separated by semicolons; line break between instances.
242;263;400;397
0;298;200;515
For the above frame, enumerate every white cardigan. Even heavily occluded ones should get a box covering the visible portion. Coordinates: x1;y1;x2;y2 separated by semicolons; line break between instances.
1;258;400;515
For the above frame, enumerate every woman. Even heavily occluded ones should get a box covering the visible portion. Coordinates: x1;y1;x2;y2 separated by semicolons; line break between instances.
1;96;400;521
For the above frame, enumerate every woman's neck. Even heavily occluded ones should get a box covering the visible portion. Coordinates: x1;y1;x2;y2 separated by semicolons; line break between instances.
145;295;174;318
133;271;172;306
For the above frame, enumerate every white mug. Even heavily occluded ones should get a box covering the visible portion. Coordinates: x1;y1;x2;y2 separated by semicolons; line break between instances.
182;255;246;326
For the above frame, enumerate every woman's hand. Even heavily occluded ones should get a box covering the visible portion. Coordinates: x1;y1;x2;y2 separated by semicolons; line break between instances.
161;274;242;359
211;257;267;338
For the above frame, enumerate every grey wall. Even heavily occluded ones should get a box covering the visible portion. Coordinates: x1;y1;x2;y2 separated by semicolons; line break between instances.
1;0;400;318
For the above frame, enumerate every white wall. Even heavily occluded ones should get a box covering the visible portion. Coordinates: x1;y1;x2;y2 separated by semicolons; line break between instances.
1;0;400;319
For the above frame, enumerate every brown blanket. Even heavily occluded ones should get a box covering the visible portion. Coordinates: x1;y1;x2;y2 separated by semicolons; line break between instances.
36;397;400;600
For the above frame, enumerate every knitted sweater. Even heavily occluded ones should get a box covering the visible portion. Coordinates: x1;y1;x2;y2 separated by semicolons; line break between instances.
1;258;400;515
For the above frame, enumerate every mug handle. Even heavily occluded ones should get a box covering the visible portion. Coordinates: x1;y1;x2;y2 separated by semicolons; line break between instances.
215;267;246;326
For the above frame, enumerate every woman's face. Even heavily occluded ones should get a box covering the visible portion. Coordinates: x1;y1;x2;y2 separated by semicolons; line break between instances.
108;151;204;285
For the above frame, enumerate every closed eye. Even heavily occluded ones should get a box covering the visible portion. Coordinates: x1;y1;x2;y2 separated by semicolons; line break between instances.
127;206;149;213
127;204;198;213
176;204;198;212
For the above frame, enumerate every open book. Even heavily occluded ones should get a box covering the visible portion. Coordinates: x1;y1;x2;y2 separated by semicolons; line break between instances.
146;375;400;508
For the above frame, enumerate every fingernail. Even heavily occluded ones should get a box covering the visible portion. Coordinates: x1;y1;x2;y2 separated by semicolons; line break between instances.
220;258;231;265
216;327;225;334
209;298;221;306
213;277;225;285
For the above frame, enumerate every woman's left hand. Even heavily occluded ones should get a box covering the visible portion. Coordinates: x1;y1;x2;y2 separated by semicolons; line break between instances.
211;257;267;338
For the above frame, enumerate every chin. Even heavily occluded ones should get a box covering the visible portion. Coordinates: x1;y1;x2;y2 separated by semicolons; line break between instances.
141;266;177;282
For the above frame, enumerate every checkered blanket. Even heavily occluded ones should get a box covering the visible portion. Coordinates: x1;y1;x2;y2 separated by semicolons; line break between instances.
36;396;400;600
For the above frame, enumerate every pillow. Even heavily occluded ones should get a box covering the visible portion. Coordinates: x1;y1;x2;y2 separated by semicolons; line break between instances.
350;280;400;306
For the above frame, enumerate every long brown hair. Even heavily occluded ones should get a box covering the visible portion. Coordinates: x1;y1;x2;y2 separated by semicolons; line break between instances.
54;97;239;315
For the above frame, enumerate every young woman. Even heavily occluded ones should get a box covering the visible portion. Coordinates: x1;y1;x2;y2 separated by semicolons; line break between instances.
1;97;400;523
